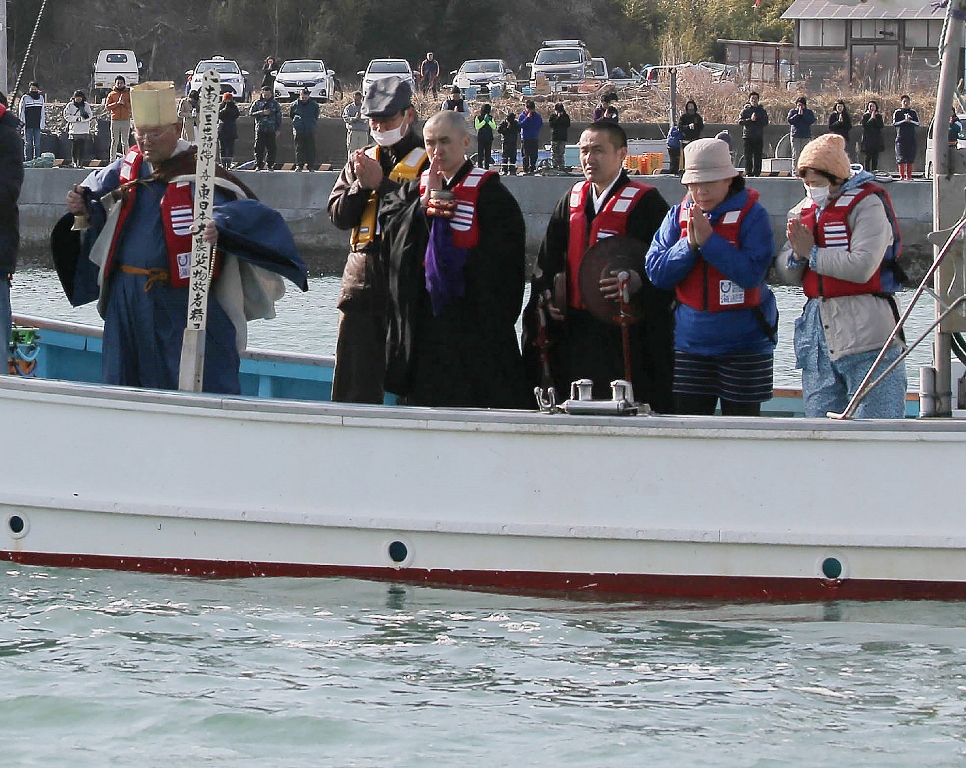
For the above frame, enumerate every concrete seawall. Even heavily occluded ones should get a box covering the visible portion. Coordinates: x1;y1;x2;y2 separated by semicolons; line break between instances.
19;168;934;280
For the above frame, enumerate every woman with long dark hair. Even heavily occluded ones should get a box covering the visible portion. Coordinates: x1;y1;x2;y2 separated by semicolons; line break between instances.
860;100;885;172
63;90;93;168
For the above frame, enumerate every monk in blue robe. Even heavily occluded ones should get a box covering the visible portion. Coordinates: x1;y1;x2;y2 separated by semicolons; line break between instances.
52;81;307;394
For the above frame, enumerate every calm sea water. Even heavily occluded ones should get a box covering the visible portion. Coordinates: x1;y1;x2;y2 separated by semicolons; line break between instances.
8;269;937;387
4;567;966;767
3;273;963;764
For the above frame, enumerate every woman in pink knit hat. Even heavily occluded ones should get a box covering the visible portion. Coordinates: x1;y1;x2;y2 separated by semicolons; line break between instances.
775;133;907;418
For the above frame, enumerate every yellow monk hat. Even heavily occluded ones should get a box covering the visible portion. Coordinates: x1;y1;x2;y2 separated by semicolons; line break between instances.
130;81;179;128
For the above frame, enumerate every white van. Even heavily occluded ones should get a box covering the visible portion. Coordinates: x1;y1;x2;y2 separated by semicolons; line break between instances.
92;49;141;100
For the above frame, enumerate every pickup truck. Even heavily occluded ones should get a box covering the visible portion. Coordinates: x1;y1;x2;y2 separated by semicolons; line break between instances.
91;49;141;101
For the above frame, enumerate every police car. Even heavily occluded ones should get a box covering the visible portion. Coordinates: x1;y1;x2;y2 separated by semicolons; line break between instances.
184;56;251;100
273;59;337;102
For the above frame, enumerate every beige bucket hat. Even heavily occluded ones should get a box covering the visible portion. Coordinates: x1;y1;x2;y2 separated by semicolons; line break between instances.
681;138;738;184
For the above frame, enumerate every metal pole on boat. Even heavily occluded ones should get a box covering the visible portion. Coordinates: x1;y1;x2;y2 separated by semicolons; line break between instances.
0;0;7;94
178;69;221;393
931;1;965;417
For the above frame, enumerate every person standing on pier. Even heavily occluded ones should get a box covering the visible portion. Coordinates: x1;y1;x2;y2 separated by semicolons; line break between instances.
522;121;675;411
105;77;132;159
18;83;45;162
217;93;240;168
0;91;23;359
249;86;283;171
893;95;920;180
379;110;531;409
497;110;520;175
548;103;571;170
291;88;320;171
518;101;543;174
52;82;307;394
860;101;885;173
327;76;429;403
343;91;369;159
787;96;816;168
64;91;94;168
738;91;767;177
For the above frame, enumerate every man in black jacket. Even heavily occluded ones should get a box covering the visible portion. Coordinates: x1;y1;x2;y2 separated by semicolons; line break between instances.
0;91;23;358
327;76;429;403
548;103;571;170
738;91;768;177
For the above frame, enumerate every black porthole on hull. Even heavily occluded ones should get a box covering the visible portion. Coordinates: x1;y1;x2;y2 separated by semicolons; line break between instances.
388;541;408;564
822;557;843;580
8;516;25;535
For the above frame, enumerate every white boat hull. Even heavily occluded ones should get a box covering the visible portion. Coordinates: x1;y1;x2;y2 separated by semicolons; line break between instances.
3;375;965;600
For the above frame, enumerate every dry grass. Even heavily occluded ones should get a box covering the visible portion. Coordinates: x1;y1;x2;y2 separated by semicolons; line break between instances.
42;77;941;135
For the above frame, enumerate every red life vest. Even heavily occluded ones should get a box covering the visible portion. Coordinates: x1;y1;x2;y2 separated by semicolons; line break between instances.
566;179;654;309
106;146;219;289
675;189;761;311
419;166;497;249
800;182;900;299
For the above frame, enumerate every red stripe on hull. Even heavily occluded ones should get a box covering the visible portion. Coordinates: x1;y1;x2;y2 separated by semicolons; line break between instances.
3;550;965;601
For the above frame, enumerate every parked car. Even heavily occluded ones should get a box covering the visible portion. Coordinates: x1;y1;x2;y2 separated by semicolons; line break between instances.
589;58;642;89
357;58;415;97
925;114;966;178
527;40;594;90
451;59;515;93
91;49;141;100
185;56;251;100
273;59;337;103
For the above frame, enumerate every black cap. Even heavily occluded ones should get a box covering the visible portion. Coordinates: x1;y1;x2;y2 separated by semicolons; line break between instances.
362;76;413;119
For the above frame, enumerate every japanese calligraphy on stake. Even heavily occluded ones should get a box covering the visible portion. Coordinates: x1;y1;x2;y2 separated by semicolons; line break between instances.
178;69;221;392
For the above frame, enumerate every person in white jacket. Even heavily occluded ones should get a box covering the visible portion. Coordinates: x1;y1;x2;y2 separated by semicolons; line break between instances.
63;90;94;167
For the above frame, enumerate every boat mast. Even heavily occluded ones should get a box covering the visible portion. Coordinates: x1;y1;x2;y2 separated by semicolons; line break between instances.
0;0;7;93
932;0;965;416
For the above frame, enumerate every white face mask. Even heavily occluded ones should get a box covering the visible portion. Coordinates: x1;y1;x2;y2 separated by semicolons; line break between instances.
371;120;408;147
804;183;830;208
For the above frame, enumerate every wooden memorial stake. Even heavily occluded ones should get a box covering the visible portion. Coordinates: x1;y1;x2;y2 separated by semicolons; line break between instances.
178;69;221;392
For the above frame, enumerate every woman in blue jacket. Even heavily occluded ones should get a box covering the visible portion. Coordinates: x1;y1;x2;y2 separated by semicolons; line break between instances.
646;138;777;416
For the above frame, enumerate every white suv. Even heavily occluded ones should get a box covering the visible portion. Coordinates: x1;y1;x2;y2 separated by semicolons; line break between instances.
358;59;415;98
185;56;250;100
452;59;515;93
273;60;337;102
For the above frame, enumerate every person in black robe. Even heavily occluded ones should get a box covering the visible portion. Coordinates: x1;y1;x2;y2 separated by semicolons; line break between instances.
521;122;675;411
379;110;530;409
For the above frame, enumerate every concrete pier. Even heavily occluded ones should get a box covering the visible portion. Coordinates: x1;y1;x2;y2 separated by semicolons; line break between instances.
20;167;935;280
